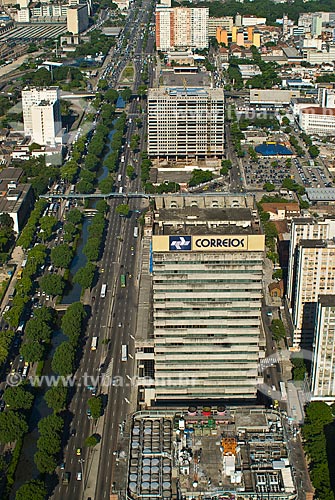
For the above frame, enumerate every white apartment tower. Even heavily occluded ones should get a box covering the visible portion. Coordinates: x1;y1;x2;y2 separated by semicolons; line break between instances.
151;196;265;402
22;87;62;146
147;87;224;159
155;6;209;50
311;295;335;401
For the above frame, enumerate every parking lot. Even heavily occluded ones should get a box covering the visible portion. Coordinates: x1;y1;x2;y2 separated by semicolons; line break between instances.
292;157;332;188
243;157;292;188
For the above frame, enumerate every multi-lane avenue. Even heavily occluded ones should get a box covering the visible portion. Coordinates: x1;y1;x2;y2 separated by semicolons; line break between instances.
52;1;155;498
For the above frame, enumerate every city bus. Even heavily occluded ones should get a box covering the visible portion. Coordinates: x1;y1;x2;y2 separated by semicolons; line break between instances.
121;344;128;361
17;269;23;280
280;381;287;402
133;226;138;238
120;274;126;288
100;284;107;298
65;200;70;211
91;337;98;351
70;184;75;194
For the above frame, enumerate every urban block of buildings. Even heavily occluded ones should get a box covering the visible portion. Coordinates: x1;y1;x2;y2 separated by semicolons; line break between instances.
155;6;209;50
126;408;297;499
136;195;265;404
147;87;224;159
0;167;34;233
22;86;64;146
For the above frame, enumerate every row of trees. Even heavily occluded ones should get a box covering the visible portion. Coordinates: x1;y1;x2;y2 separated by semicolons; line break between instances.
0;213;15;264
103;112;127;173
83;211;107;264
17;200;47;250
20;306;55;364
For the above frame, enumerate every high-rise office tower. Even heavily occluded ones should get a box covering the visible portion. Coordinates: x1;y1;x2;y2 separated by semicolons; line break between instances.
147;87;224;159
311;295;335;401
22;87;62;146
291;239;335;348
155;6;209;50
151;195;265;402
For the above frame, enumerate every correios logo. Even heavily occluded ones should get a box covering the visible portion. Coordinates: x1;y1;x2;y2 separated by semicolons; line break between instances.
169;236;191;251
195;237;245;249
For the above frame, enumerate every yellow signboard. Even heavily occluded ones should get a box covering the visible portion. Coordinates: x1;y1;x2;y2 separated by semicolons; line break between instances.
152;235;265;252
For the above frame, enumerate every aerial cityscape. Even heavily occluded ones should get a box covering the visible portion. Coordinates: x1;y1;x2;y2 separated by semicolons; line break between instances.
0;0;335;498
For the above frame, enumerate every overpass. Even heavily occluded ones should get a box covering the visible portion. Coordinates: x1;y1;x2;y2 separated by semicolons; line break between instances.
40;191;254;200
60;91;97;99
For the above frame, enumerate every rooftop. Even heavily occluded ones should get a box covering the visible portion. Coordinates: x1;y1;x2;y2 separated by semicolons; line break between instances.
306;187;335;201
319;294;335;307
161;69;211;88
302;106;335;115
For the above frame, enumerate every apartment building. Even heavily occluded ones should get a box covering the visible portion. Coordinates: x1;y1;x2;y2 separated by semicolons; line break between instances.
208;16;233;38
151;195;265;402
155;6;208;50
22;87;62;146
147;87;224;159
318;87;335;108
299;107;335;136
311;295;335;401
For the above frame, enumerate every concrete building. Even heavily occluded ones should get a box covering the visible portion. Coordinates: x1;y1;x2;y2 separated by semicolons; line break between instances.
311;295;335;401
66;4;89;35
287;218;335;305
22;87;62;146
299;106;335;136
318;87;335;108
147;87;224;159
287;218;335;348
311;14;322;37
208;16;233;37
151;196;265;402
241;15;266;26
250;89;300;106
155;6;208;50
0;168;34;233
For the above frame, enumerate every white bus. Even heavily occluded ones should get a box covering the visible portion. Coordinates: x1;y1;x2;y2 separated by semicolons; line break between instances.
117;174;122;182
119;187;123;194
65;200;70;211
91;337;98;351
280;381;287;401
100;283;107;298
133;226;138;238
121;344;128;361
70;184;75;194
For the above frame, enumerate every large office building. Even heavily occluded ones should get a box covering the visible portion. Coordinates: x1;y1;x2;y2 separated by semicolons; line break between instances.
22;87;62;146
67;3;89;34
291;238;335;348
151;195;265;402
311;295;335;401
147;87;224;159
155;6;209;50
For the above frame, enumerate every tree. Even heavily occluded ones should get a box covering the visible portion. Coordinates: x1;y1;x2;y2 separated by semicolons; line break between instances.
263;182;275;192
84;435;99;447
0;213;14;228
272;269;283;280
3;385;34;410
34;450;57;474
96;200;108;214
33;306;54;325
88;396;103;419
52;341;75;375
189;169;213;187
38;413;63;436
99;177;114;194
83;238;100;261
0;411;28;443
25;318;51;343
20;342;45;363
120;87;132;101
309;145;320;159
44;384;68;413
116;204;130;217
66;208;83;225
126;164;135;179
51;245;73;268
270;319;286;342
37;433;61;455
15;480;47;500
40;274;65;297
73;262;96;290
221;159;232;170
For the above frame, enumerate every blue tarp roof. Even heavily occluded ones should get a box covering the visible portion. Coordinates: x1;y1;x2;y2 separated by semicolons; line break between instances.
255;143;293;156
116;96;126;108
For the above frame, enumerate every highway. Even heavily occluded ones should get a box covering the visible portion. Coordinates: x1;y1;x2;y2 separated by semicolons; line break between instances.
51;1;155;498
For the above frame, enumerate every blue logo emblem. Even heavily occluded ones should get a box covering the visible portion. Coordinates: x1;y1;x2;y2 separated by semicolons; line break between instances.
169;236;191;251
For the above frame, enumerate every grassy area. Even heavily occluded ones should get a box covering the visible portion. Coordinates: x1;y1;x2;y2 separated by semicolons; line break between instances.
121;64;134;83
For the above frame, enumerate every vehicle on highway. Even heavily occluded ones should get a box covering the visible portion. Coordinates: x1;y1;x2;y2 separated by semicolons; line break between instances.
119;186;123;194
100;283;107;298
71;429;76;437
22;364;29;378
91;337;98;351
76;448;81;456
60;462;65;470
122;344;128;362
118;174;122;182
133;226;138;238
76;471;82;481
62;472;70;484
120;274;126;288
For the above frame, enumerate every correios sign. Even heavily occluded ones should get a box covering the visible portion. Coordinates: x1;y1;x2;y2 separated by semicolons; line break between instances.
152;235;265;252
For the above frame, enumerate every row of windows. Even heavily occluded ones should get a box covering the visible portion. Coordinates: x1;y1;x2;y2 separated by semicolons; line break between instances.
154;297;260;302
